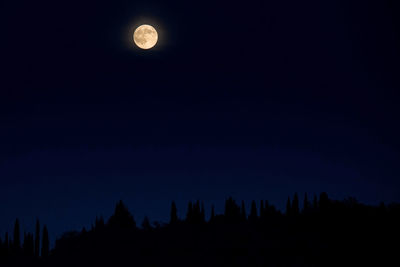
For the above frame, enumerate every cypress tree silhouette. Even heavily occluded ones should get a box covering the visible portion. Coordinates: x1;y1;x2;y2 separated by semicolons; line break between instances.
286;197;292;216
41;225;49;258
193;200;201;223
108;200;136;229
141;216;152;231
4;232;9;253
35;219;40;258
170;201;178;224
29;233;34;257
241;200;247;222
265;200;270;216
378;202;387;216
13;219;21;251
313;194;318;211
186;201;193;223
224;197;241;223
292;193;300;215
260;200;265;219
249;200;258;222
23;233;34;257
303;193;310;214
210;204;215;222
224;198;230;217
23;232;27;254
319;192;329;211
94;216;99;229
95;216;105;230
200;201;205;223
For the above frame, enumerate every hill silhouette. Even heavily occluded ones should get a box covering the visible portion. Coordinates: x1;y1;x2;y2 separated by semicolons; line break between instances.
1;193;399;266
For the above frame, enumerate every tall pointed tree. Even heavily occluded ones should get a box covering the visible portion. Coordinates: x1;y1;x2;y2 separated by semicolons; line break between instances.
170;201;178;224
141;216;152;231
41;225;49;258
303;193;310;214
286;197;292;216
265;200;270;217
292;193;299;215
241;200;246;221
28;233;34;257
23;233;34;257
200;201;205;223
13;219;21;250
193;200;201;223
224;197;241;223
249;200;258;222
95;216;105;230
5;232;9;252
260;200;265;219
186;201;193;223
35;219;40;258
319;192;329;211
313;194;318;211
210;204;215;222
23;232;27;254
108;200;136;229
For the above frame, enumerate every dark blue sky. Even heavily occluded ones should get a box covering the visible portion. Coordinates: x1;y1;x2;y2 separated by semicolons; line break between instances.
1;0;400;244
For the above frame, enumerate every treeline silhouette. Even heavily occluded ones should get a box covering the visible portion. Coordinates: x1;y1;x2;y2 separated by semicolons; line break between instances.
1;193;399;266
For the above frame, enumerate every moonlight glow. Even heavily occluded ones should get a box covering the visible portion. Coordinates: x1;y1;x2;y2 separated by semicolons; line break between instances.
133;24;158;50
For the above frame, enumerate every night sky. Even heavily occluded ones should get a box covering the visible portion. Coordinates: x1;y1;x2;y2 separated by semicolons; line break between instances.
1;0;400;243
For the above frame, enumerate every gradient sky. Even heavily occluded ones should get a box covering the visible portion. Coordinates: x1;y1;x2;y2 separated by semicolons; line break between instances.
1;0;400;244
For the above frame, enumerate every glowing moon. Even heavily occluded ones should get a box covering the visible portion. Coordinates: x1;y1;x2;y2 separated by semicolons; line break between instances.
133;25;158;50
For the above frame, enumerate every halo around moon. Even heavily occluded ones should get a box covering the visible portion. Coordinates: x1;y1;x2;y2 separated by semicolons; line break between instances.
133;24;158;50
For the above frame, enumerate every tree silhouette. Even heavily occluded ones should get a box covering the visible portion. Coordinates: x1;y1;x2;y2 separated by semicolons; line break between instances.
210;204;215;222
313;194;318;211
292;193;299;215
286;197;292;216
241;200;247;221
264;200;271;217
249;200;258;222
13;219;21;251
170;201;178;224
2;195;400;266
260;200;265;219
141;216;152;231
41;225;49;258
224;197;241;223
4;232;9;254
319;192;329;211
35;219;40;258
200;201;205;223
186;201;193;223
108;200;136;229
95;216;105;230
23;233;34;257
22;233;26;255
192;200;202;223
303;193;310;214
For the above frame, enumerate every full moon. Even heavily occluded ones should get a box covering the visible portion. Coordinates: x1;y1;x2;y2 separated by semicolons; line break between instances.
133;24;158;50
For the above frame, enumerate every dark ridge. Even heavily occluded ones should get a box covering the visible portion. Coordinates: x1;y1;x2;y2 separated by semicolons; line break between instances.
1;193;399;266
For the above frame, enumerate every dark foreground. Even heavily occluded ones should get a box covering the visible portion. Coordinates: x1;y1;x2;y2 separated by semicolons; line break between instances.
1;194;399;266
